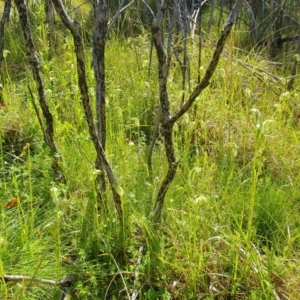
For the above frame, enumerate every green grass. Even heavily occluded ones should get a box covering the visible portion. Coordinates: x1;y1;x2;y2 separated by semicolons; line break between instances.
1;7;300;299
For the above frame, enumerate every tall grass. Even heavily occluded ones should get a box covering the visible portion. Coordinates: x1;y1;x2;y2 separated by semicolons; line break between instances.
1;6;300;299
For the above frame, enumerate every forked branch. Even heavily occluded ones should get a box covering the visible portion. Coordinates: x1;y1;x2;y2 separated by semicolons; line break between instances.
51;0;123;223
152;0;243;222
152;0;177;223
171;0;243;124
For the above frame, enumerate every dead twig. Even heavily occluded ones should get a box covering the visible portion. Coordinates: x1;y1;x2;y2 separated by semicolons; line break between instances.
3;274;75;286
3;274;75;300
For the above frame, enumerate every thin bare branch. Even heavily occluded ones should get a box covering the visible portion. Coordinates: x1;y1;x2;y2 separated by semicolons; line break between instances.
51;0;123;223
3;274;75;286
27;85;46;142
15;0;63;179
4;274;75;299
93;2;109;208
141;0;155;18
152;0;244;222
152;0;179;223
106;0;134;38
171;0;244;124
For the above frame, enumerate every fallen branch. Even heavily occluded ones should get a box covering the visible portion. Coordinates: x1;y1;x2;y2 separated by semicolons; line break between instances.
3;274;75;286
3;274;75;299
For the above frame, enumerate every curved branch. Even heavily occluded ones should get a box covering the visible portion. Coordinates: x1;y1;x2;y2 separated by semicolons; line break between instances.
152;0;243;222
14;0;63;179
51;0;123;222
171;0;243;124
107;0;134;38
152;0;177;223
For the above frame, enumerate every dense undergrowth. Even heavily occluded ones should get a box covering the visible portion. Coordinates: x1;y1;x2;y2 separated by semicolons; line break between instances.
1;2;300;299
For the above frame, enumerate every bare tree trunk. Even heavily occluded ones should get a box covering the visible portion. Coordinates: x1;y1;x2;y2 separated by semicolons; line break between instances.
44;0;55;59
152;0;244;222
14;0;63;180
51;0;123;223
93;1;108;211
93;2;107;150
0;0;11;106
151;0;177;223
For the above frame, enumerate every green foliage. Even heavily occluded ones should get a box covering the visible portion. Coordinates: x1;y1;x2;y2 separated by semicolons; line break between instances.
1;3;300;299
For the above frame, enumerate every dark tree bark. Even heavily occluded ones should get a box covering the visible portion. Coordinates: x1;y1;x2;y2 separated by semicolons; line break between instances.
14;0;63;179
151;0;178;223
0;0;11;105
93;1;107;150
93;1;108;209
152;0;243;222
51;0;123;223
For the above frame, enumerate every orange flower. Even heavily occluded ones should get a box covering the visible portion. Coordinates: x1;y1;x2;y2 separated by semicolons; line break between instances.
5;197;21;208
